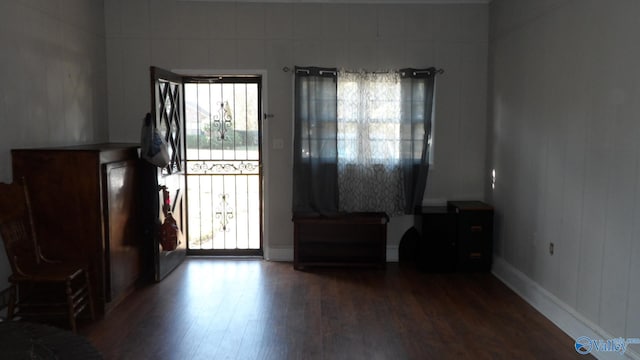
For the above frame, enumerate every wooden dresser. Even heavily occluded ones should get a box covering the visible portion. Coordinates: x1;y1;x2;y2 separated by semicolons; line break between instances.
12;143;142;315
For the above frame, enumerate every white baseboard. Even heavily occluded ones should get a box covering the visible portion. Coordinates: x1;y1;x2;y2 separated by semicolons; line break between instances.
265;245;400;263
264;246;293;262
386;245;399;262
492;256;640;360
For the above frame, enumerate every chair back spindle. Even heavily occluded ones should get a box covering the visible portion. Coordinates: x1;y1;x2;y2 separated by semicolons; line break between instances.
0;181;41;275
0;180;95;332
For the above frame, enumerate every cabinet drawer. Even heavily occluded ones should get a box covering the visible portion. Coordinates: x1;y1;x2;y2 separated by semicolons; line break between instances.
458;212;493;238
448;201;494;272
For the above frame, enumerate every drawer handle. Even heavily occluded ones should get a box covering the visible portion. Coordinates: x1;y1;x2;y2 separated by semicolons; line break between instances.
470;226;483;232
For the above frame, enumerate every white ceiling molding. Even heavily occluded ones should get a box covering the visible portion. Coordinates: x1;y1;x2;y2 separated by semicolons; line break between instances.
177;0;491;4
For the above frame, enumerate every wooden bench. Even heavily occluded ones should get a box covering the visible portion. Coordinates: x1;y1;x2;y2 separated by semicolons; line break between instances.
293;212;388;270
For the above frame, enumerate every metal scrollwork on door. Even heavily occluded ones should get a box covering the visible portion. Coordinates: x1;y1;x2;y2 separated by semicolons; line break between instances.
215;193;234;232
213;101;233;141
157;80;183;175
187;160;259;175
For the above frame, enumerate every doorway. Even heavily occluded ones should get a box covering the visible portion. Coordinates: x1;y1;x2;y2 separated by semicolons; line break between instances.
183;76;263;256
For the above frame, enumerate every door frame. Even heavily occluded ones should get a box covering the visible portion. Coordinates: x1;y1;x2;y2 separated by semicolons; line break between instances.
175;69;269;258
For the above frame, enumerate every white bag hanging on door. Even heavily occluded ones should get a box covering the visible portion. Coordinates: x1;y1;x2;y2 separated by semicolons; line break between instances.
141;113;170;168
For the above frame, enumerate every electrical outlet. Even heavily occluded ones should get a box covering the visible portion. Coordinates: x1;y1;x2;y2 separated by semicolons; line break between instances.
549;242;554;255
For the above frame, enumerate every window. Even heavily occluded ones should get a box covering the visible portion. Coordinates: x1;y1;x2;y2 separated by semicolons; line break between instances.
337;71;403;163
293;67;438;216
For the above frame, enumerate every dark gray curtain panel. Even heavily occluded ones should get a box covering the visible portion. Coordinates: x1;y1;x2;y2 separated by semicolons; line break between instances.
292;67;339;214
399;68;437;214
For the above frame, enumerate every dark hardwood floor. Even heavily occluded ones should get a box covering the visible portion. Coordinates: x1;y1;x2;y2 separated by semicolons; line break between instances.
81;258;587;360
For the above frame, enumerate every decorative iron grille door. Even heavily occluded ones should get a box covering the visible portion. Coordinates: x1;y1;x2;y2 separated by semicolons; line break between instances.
149;66;187;281
184;77;262;255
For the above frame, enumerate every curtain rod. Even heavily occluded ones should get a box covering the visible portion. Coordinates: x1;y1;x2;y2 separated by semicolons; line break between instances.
400;68;445;77
284;66;444;75
293;67;336;76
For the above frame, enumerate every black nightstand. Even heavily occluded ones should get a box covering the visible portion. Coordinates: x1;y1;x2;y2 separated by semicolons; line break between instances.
415;201;494;272
447;201;494;272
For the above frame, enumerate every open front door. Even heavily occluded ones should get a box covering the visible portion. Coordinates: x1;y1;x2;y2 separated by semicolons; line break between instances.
144;66;187;281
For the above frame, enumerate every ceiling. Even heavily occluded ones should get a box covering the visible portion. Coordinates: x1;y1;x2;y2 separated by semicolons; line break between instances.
177;0;491;4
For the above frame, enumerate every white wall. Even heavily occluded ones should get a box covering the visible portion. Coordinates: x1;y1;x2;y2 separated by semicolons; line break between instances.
104;0;489;257
488;0;640;344
0;1;107;289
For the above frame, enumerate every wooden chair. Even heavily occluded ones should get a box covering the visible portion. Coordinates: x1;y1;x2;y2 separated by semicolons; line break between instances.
0;180;94;332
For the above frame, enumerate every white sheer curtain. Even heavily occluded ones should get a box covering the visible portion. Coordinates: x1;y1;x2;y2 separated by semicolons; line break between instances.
337;70;406;216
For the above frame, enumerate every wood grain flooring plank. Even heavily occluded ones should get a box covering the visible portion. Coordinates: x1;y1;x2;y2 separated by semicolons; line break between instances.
82;259;589;360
